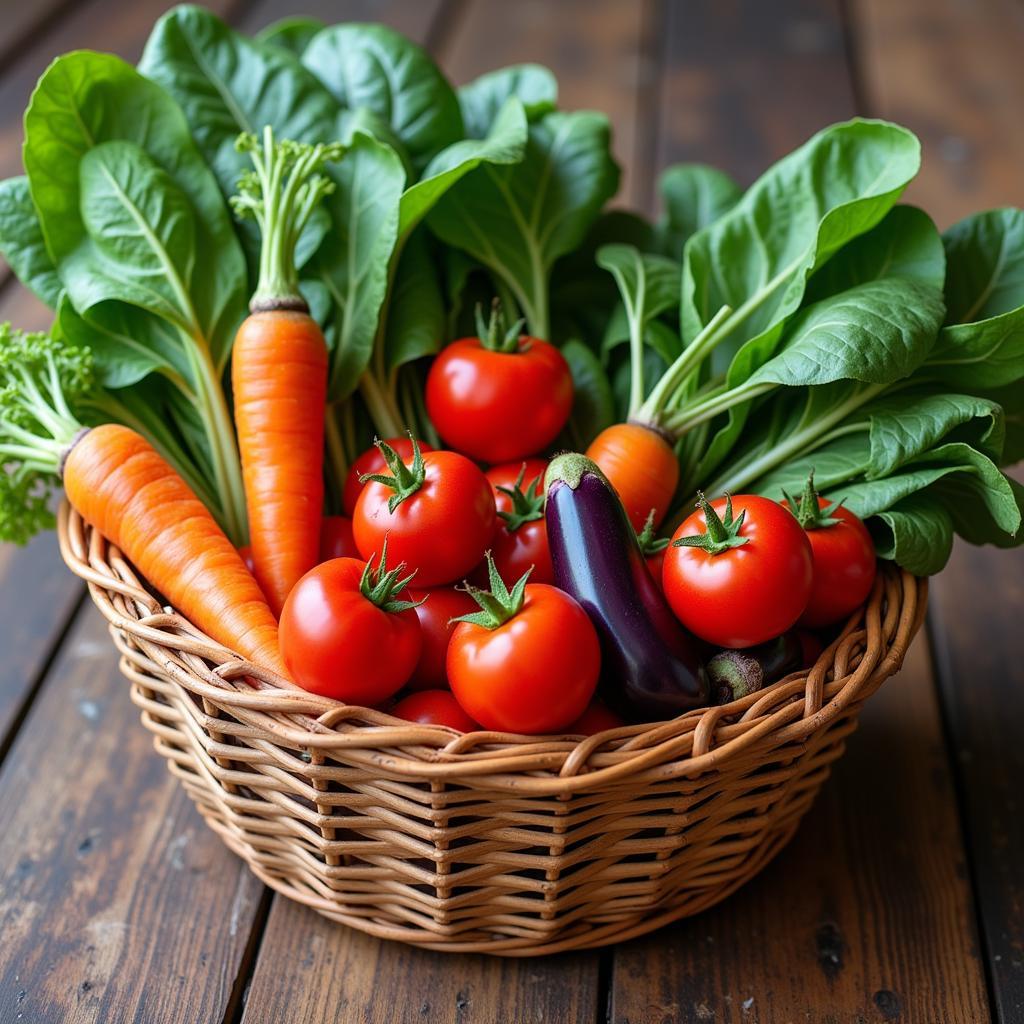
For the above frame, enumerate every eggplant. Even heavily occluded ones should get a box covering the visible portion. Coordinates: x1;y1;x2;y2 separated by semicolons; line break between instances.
544;453;708;720
707;632;802;705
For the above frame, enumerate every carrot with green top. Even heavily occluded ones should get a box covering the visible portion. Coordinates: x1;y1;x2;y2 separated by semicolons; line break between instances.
0;326;286;676
230;127;342;616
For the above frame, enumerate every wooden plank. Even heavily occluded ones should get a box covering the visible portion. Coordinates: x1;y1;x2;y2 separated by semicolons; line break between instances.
241;898;599;1024
0;0;76;69
610;641;990;1023
653;0;857;188
0;604;266;1024
854;0;1024;227
611;1;992;1019
855;2;1024;1019
438;0;657;210
243;0;444;41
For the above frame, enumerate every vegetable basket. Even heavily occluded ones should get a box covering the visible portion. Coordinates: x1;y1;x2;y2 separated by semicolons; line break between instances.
58;500;926;956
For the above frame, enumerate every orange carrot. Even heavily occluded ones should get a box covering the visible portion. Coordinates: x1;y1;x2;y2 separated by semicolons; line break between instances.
586;422;679;531
65;424;287;675
230;127;342;615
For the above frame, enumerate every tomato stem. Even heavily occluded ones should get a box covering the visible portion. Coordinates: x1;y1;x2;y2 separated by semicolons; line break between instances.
672;491;750;555
476;298;524;353
360;435;426;512
359;537;423;613
452;553;531;630
496;464;545;532
782;471;845;530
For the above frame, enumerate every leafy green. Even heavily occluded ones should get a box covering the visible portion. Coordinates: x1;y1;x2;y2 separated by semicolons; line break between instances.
656;164;741;259
560;340;614;449
428;110;620;338
383;227;446;372
458;64;558;138
0;177;62;308
256;15;325;57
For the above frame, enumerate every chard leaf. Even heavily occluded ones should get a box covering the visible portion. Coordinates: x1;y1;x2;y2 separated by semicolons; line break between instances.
305;132;406;401
255;16;325;57
428;110;620;338
657;164;741;259
398;97;528;241
746;277;944;390
303;24;462;173
804;205;946;300
23;50;247;370
562;339;615;448
0;177;62;308
458;64;558;138
384;227;445;371
869;496;955;576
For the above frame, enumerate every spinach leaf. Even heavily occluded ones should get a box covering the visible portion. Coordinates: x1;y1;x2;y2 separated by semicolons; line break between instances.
657;164;741;259
428;110;620;338
383;227;446;372
256;15;325;57
303;24;462;173
0;177;62;308
870;496;954;576
561;339;614;448
458;64;558;138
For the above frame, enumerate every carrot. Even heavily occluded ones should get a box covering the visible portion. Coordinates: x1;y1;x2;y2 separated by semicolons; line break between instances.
585;422;679;531
229;128;342;615
66;424;286;675
0;328;286;676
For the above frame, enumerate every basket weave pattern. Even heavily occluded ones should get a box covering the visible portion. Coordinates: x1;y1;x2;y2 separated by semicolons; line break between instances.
57;501;925;955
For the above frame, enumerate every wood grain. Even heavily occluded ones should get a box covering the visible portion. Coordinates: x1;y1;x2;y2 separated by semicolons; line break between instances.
437;0;658;210
854;0;1024;227
0;606;265;1024
242;0;445;40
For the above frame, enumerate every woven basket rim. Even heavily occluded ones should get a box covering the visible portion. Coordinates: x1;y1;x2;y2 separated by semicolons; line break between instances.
56;500;926;796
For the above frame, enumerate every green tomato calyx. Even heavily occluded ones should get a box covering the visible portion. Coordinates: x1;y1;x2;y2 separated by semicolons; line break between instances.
497;463;545;533
359;538;422;613
782;471;845;530
673;491;751;556
476;298;526;354
636;508;669;557
360;434;426;512
452;553;532;630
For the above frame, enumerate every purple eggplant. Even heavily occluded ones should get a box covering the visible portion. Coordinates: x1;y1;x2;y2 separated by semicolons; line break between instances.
706;632;802;705
544;453;708;720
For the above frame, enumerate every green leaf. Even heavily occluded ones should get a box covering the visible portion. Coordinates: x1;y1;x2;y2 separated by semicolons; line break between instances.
384;227;445;372
255;15;325;57
943;208;1024;323
306;132;406;401
23;50;247;369
428;110;620;338
804;205;946;301
397;97;528;241
656;164;741;260
458;64;558;138
139;5;344;273
869;496;954;575
303;24;463;173
746;277;944;390
562;339;614;448
0;177;62;308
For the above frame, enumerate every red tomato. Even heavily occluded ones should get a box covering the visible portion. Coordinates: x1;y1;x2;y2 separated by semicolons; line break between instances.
319;515;359;562
491;518;554;585
796;628;825;667
406;587;478;690
796;496;877;627
448;583;599;734
485;459;548;515
354;447;496;587
426;336;572;462
645;549;666;583
391;690;479;731
238;544;256;575
279;557;421;704
342;437;433;516
662;494;813;648
567;702;625;736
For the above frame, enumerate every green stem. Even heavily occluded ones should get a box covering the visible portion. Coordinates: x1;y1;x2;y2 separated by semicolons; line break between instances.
663;379;774;436
359;371;405;437
406;369;440;448
704;384;886;496
626;265;646;419
637;304;734;426
324;403;348;513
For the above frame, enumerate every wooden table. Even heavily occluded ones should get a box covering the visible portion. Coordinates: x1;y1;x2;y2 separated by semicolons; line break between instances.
0;1;1020;1021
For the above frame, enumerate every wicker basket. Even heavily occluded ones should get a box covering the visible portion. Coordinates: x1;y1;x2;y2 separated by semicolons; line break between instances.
57;500;926;956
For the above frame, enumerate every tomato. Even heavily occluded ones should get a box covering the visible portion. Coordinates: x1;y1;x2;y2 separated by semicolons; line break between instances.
342;437;433;516
391;690;479;732
406;587;478;690
586;422;678;530
791;494;877;627
425;311;572;462
448;570;600;734
567;702;625;736
238;544;256;575
636;508;668;588
279;555;421;704
662;494;813;648
353;441;496;587
485;459;548;515
319;515;359;562
796;628;825;667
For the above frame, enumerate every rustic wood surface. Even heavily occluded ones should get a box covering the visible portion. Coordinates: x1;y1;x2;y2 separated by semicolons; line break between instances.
0;1;1018;1022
